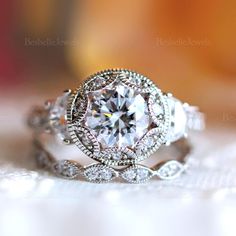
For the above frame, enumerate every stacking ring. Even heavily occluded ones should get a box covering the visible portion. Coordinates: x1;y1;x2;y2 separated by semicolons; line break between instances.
28;69;205;183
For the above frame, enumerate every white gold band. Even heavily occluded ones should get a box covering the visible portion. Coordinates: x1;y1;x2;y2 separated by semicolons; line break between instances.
32;136;191;183
27;69;205;183
28;94;205;144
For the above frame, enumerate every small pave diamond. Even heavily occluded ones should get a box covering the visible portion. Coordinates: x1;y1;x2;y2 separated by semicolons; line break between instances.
156;160;185;180
73;97;87;119
112;152;121;160
124;169;136;180
136;168;149;181
76;130;94;151
149;93;165;126
143;136;155;147
84;164;117;183
152;102;164;118
136;128;162;155
129;75;141;85
52;160;81;179
121;165;154;183
94;76;105;86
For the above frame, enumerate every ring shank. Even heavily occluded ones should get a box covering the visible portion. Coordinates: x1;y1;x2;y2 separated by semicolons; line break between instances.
27;95;205;143
32;134;192;181
27;92;203;182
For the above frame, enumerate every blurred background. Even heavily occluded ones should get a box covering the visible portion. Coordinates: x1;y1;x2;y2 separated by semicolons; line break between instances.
0;0;236;125
1;1;236;236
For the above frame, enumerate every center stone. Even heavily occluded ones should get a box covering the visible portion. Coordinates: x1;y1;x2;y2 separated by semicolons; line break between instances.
84;81;151;149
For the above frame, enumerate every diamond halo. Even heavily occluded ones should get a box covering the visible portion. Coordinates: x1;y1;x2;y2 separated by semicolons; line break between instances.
67;69;171;166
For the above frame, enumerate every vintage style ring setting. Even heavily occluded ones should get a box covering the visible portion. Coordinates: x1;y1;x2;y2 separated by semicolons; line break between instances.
28;69;205;183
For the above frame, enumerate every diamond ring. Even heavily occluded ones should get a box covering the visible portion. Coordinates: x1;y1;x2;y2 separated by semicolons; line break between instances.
28;68;205;183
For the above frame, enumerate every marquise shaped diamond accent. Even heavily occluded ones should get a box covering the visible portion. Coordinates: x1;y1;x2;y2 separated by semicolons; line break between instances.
84;73;117;91
73;127;100;156
72;95;87;121
121;165;154;183
156;160;185;180
52;160;81;179
83;164;118;183
135;128;162;157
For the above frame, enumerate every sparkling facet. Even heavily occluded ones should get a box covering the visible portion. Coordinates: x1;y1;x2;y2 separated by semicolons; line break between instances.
84;81;152;149
157;160;185;180
166;97;187;142
121;166;153;183
122;170;136;181
52;160;81;179
130;75;141;85
112;152;122;160
83;164;117;183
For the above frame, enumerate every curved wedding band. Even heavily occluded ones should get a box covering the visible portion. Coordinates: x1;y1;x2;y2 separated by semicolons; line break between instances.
28;68;205;183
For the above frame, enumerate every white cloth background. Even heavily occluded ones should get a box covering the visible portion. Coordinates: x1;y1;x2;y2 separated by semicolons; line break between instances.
0;97;236;236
